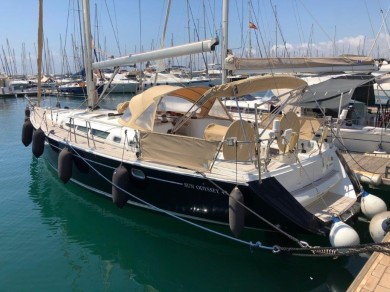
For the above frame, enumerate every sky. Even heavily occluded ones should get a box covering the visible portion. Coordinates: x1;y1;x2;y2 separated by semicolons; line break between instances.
1;0;390;75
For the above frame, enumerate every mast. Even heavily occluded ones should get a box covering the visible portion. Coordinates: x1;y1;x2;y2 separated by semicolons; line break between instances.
37;0;43;105
248;1;252;58
154;0;171;84
186;0;192;76
81;0;97;108
203;0;209;77
221;0;228;84
77;0;85;72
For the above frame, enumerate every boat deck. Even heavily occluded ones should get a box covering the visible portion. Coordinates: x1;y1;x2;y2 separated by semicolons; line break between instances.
348;233;390;292
33;107;137;160
305;191;356;222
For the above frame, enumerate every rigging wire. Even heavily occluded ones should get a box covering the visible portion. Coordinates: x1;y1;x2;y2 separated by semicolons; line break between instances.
103;0;121;56
364;0;377;38
292;0;306;54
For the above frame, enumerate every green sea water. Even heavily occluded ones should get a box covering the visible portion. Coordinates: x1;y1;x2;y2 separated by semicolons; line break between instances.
0;95;388;291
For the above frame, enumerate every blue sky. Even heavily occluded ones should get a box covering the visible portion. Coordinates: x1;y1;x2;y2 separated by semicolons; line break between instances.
1;0;390;75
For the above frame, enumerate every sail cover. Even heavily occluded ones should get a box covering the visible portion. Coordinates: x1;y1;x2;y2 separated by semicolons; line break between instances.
225;55;377;74
291;74;375;109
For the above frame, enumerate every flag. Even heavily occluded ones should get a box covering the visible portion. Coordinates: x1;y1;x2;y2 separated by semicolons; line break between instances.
249;21;257;29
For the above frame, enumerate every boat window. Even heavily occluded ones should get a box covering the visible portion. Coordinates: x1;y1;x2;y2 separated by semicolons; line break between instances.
65;123;75;129
209;98;231;119
135;103;156;131
77;125;88;133
91;129;109;139
159;95;201;114
131;168;145;180
113;136;121;143
238;94;255;101
120;107;132;122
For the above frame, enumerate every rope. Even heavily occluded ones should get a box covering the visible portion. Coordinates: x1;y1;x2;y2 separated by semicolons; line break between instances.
195;171;309;248
274;242;390;258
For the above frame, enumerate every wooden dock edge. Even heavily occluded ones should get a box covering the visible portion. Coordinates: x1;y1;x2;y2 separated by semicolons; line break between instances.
347;232;390;291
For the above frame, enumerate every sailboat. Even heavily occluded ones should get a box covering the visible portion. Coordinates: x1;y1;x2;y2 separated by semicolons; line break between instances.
291;73;390;154
22;0;388;249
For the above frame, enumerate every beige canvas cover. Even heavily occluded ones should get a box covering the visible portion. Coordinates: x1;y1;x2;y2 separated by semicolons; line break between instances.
225;55;375;71
139;131;220;171
222;120;256;161
201;75;307;101
119;75;307;131
119;86;210;129
203;124;228;141
203;120;256;161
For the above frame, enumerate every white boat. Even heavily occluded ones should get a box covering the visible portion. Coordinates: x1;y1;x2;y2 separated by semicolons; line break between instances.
373;73;390;105
294;74;390;154
222;90;276;114
7;78;31;90
142;71;215;88
106;72;140;93
28;75;57;89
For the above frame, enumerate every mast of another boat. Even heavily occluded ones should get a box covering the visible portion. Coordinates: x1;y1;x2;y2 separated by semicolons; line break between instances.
37;0;43;106
153;0;171;85
81;0;97;109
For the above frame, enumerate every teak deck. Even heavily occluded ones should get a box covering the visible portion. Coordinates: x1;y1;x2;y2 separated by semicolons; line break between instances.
348;233;390;292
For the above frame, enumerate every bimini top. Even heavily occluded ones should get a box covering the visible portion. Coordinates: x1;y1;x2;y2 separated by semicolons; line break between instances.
202;74;307;99
117;74;307;131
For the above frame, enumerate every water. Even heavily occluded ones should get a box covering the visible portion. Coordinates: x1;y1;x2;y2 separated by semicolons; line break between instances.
0;95;388;291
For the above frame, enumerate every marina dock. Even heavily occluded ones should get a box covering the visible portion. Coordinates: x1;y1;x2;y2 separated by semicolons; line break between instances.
348;233;390;291
341;152;390;187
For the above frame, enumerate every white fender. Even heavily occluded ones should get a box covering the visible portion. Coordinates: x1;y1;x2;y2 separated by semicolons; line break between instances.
361;191;387;219
369;211;390;243
329;218;360;247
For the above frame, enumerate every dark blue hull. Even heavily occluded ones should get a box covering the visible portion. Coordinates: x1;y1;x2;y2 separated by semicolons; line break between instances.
57;85;104;95
44;136;331;236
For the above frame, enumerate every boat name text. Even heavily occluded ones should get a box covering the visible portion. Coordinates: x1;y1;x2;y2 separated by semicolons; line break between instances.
183;183;219;194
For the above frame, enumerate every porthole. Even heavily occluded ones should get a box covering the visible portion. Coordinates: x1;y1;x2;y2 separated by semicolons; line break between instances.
113;136;121;143
131;168;145;180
